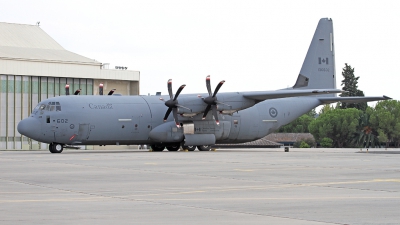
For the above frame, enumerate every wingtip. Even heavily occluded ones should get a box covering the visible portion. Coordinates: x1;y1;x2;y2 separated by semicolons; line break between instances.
383;95;392;100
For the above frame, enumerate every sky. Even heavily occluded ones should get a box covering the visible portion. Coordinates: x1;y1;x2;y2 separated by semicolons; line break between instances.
1;0;399;102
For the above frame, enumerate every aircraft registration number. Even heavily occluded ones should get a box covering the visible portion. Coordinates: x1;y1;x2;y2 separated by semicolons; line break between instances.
56;119;69;123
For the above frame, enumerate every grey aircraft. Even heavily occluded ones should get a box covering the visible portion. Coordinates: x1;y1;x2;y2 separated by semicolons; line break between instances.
17;18;390;153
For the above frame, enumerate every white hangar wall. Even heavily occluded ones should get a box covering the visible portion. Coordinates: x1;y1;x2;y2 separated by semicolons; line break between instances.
0;22;140;150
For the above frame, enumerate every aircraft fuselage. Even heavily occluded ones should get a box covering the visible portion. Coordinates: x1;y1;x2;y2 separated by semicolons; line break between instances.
23;94;320;146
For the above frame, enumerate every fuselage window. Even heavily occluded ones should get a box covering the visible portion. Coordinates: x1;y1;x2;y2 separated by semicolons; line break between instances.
39;104;46;110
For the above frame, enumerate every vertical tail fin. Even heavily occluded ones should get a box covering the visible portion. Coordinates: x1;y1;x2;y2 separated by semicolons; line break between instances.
293;18;336;96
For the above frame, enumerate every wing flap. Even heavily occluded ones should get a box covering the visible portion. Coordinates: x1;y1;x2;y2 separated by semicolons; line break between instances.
318;96;391;104
242;89;342;101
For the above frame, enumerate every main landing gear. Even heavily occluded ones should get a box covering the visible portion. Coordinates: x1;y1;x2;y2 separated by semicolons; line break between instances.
49;143;64;153
150;143;212;152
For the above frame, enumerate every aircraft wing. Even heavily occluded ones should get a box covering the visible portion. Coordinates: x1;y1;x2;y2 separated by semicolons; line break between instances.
242;89;342;101
318;96;391;104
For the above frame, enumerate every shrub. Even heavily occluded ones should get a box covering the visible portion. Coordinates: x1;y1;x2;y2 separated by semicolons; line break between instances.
299;141;310;148
320;137;333;148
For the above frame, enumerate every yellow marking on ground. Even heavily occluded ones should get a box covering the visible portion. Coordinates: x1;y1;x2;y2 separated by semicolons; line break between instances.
234;169;254;172
81;158;91;161
373;179;400;182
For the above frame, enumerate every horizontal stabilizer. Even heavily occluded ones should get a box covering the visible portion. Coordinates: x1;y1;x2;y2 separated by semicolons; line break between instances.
318;96;391;104
243;89;342;101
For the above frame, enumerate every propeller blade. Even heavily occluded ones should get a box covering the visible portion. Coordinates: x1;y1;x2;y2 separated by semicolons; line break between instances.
212;80;225;97
172;108;180;127
206;75;212;96
212;106;219;125
202;105;212;119
173;84;186;101
163;108;172;121
167;79;173;100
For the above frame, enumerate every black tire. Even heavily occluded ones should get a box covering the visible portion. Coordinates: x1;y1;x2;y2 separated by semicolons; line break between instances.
166;145;180;151
151;144;165;152
182;145;196;151
49;143;55;153
197;145;211;151
51;143;63;153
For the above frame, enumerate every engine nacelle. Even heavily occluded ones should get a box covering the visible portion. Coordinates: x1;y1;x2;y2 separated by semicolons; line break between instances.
149;121;184;143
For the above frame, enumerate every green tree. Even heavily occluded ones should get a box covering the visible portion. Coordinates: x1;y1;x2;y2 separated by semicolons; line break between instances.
339;63;367;111
319;104;333;114
278;114;313;133
352;108;380;148
309;108;361;147
320;137;333;147
369;100;400;148
299;141;310;148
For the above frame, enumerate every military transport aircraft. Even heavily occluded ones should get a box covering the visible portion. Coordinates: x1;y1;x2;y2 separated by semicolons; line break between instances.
17;18;390;153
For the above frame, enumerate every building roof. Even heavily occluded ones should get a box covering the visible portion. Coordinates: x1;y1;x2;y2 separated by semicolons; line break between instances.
0;22;100;65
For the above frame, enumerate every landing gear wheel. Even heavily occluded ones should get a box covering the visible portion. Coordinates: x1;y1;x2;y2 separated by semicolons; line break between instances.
166;144;180;151
49;143;54;153
182;145;196;151
151;144;165;152
197;145;211;151
50;143;63;153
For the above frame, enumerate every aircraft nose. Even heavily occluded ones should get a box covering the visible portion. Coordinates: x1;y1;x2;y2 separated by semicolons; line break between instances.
18;117;41;140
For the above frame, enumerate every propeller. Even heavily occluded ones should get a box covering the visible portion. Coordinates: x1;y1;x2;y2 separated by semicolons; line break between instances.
159;79;191;127
198;75;228;125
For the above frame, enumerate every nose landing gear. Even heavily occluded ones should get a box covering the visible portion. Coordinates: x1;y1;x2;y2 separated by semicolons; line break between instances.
49;143;64;153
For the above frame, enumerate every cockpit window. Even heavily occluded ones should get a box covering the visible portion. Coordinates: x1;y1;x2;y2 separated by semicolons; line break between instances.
35;102;62;112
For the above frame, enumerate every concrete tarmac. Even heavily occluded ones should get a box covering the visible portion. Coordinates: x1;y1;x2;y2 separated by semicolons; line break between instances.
1;148;399;224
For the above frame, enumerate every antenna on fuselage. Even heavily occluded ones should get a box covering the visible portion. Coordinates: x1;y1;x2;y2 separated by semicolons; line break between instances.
65;84;70;95
99;83;103;95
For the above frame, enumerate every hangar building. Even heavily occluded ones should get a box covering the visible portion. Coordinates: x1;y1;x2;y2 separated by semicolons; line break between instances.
0;22;140;150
